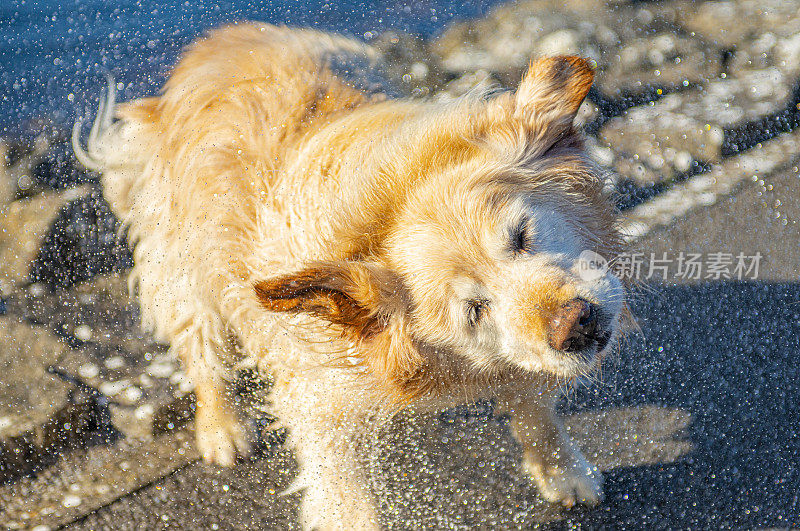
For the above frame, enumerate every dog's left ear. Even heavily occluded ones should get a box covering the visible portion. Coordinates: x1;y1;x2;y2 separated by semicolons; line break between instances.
254;261;400;339
513;55;595;128
255;262;432;402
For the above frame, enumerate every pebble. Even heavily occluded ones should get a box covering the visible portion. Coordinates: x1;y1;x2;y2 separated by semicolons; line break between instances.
121;386;143;403
28;283;46;297
74;324;92;342
104;355;126;370
99;380;130;396
134;403;155;420
77;363;100;379
410;61;428;79
147;362;174;378
589;144;615;167
77;293;95;305
179;380;194;393
61;495;82;508
170;371;195;393
674;151;694;173
169;371;187;385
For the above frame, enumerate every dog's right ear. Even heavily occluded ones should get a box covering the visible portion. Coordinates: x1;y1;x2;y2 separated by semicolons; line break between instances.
514;55;595;129
254;261;400;340
478;55;595;162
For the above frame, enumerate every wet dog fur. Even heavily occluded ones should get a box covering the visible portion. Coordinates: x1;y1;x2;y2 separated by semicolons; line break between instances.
74;23;627;529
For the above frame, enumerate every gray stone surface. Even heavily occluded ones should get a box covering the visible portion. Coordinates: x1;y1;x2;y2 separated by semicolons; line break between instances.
36;162;800;527
600;95;724;175
633;162;800;282
370;31;448;98
65;406;692;530
599;71;794;174
0;274;179;436
431;0;722;94
1;1;800;528
620;127;800;240
0;317;88;438
0;188;89;297
676;0;800;49
1;430;199;529
430;0;800;190
0;136;88;297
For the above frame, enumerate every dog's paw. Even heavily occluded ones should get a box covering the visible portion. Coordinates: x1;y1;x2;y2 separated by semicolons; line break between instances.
523;450;604;508
195;405;251;467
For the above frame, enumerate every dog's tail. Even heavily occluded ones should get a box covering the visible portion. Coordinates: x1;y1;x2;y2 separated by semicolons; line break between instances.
72;77;159;219
72;75;117;173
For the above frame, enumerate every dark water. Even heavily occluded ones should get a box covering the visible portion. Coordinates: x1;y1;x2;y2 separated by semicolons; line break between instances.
0;0;501;134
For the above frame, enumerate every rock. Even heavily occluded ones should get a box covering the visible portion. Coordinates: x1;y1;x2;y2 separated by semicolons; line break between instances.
29;189;133;289
614;152;674;187
0;273;176;442
0;320;120;483
0;430;198;529
676;0;800;49
1;130;106;296
598;34;719;94
430;0;722;95
1;127;130;293
587;137;658;188
620;126;800;241
699;69;794;125
600;93;725;176
431;2;601;79
675;0;800;102
601;65;796;177
729;31;800;81
0;140;11;205
0;270;270;444
5;273;166;376
370;31;448;97
0;187;89;297
0;135;50;204
0;318;90;438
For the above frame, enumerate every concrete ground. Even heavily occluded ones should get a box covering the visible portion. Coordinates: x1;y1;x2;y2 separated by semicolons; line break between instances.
2;0;800;526
2;164;791;530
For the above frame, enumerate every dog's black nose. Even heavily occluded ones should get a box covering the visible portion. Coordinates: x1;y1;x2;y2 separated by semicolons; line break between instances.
548;298;602;353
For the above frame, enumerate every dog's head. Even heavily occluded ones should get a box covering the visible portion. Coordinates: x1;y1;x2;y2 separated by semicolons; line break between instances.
255;56;627;401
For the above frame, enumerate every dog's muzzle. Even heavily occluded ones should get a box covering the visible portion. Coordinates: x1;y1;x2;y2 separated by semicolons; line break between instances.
547;298;610;354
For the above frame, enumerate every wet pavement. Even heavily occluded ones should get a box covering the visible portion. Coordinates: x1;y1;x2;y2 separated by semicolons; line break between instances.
1;165;795;530
2;0;800;528
107;172;800;530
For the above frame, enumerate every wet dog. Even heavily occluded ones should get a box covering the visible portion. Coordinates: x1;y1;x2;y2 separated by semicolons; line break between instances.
74;23;626;529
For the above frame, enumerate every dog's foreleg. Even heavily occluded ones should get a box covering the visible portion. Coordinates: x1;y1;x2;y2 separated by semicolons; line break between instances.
193;375;250;467
498;386;603;507
173;322;250;467
279;388;382;531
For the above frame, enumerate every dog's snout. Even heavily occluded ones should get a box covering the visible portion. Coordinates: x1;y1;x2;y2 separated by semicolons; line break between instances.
548;298;601;353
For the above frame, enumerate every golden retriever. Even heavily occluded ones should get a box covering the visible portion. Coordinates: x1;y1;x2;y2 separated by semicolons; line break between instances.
74;23;626;529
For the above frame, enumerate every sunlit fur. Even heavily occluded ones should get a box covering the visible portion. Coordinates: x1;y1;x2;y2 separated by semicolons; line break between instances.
75;23;629;529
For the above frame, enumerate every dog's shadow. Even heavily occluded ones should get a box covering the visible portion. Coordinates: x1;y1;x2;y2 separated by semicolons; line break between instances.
45;280;796;529
370;403;692;529
358;280;798;529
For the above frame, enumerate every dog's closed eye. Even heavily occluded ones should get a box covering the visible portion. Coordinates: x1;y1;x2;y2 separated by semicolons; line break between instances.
466;298;490;327
510;220;531;255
